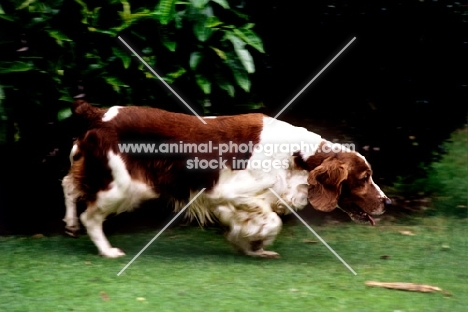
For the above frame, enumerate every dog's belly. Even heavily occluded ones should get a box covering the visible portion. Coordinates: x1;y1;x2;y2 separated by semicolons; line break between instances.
96;151;160;215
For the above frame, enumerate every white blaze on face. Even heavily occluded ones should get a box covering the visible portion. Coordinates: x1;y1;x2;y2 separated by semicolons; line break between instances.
370;177;387;198
355;152;388;199
102;106;123;122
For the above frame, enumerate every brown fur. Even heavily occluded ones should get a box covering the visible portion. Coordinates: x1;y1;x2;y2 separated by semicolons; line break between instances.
71;100;264;204
294;141;387;216
307;157;348;212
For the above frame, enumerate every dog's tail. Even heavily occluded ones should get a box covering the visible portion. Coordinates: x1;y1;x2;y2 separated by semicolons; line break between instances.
72;99;103;120
70;99;106;137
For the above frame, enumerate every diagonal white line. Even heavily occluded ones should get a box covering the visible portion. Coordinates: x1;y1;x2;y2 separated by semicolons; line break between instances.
269;37;356;124
268;188;357;275
117;188;206;276
117;36;207;125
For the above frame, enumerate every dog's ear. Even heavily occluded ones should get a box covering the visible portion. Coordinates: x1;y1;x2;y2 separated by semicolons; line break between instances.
307;157;348;212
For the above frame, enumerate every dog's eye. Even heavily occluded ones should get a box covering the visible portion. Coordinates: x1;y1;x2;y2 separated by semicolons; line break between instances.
361;174;369;181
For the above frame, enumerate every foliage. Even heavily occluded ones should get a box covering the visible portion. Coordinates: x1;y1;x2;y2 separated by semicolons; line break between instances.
390;127;468;218
0;0;265;144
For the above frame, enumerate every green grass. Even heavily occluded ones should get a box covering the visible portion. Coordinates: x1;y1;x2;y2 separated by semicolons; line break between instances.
1;221;466;311
1;126;467;311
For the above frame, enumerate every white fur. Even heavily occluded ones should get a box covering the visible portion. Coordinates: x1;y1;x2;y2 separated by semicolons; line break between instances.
259;117;323;162
102;106;123;122
69;144;78;164
355;152;388;200
178;118;321;256
370;177;387;199
95;152;159;215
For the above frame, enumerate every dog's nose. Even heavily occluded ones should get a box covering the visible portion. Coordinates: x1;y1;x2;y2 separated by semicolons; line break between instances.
383;197;392;206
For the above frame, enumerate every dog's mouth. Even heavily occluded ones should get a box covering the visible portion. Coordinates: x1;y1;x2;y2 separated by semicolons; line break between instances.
338;204;375;226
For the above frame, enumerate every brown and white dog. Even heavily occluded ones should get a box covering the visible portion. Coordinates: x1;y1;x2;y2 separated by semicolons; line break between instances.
62;99;391;258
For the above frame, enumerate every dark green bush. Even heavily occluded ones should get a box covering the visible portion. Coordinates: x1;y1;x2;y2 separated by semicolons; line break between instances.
0;0;265;144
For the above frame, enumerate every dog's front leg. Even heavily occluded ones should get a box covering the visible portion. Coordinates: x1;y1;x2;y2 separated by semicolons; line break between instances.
215;201;282;258
62;174;80;237
80;206;125;258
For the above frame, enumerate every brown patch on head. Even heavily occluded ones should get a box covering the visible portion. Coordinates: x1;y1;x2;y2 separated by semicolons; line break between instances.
307;157;348;212
301;143;389;224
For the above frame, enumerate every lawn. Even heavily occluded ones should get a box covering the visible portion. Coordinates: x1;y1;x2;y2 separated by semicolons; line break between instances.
1;127;466;311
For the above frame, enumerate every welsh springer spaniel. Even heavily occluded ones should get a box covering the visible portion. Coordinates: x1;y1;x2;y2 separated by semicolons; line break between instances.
62;99;391;258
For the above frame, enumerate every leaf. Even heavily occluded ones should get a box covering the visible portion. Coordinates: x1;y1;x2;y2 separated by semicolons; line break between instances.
160;26;177;52
193;19;213;42
157;0;176;25
120;1;131;21
0;4;14;21
89;28;117;36
57;108;72;121
210;47;226;60
58;90;73;102
226;33;255;73
230;8;248;20
205;16;222;28
16;0;35;10
189;51;202;70
174;10;185;29
163;40;176;52
225;52;250;92
233;27;264;53
216;74;235;97
190;0;210;9
235;49;254;73
0;61;33;74
104;76;129;92
192;5;215;42
196;74;211;94
0;15;14;22
211;0;229;9
166;67;187;81
112;47;131;69
74;0;90;24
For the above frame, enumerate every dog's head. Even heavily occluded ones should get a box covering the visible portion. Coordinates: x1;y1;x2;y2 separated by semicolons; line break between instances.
303;147;390;225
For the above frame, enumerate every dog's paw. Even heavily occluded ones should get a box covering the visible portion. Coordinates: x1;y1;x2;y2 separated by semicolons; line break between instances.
64;225;80;238
246;249;280;258
258;250;280;258
100;248;126;258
